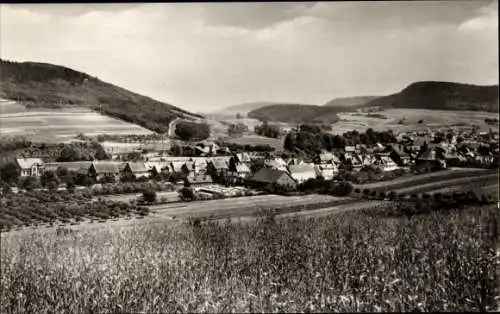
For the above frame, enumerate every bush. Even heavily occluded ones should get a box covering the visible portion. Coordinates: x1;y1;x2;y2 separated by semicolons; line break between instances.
142;189;157;204
363;189;370;196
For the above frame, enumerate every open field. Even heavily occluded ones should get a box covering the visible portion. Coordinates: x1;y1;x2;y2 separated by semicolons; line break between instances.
332;108;498;134
1;203;497;312
0;99;152;143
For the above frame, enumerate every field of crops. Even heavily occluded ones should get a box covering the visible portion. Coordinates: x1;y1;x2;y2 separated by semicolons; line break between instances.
1;204;498;312
221;135;284;150
0;100;152;143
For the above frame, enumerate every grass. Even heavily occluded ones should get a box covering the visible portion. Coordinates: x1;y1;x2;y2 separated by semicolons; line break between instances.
1;204;498;312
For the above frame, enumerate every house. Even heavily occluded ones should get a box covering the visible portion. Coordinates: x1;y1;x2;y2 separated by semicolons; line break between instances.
186;174;214;187
287;157;303;166
193;158;208;175
389;145;411;166
443;152;466;167
248;168;297;190
207;159;229;176
16;158;44;177
89;162;120;181
416;148;446;171
288;163;317;184
123;162;151;179
145;161;170;176
373;156;399;172
228;162;252;180
314;162;338;180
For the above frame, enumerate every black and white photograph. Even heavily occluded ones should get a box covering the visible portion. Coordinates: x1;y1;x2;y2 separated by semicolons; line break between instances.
0;1;499;312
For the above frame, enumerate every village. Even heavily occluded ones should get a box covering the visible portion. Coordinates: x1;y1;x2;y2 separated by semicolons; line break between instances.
4;124;498;204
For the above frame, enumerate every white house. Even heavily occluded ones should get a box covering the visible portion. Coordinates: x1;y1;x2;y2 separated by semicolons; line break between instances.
16;158;44;177
313;162;338;180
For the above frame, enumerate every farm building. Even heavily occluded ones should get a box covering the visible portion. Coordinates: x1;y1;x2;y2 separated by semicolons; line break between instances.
416;148;446;171
248;168;297;190
16;158;44;177
43;161;92;173
373;156;399;172
288;163;317;184
313;162;338;180
123;162;151;179
89;163;120;181
264;157;288;172
235;152;251;163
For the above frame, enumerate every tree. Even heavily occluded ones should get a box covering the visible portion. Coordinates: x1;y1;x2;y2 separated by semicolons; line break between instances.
41;170;60;189
57;146;84;162
255;122;281;138
20;176;40;191
236;113;242;119
175;121;210;141
0;162;19;184
179;187;195;201
228;123;248;137
142;189;157;203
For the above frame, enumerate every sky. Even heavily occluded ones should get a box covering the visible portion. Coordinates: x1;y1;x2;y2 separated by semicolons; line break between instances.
1;1;498;112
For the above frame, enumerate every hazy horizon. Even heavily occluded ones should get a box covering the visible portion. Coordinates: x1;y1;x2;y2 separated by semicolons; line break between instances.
1;1;498;112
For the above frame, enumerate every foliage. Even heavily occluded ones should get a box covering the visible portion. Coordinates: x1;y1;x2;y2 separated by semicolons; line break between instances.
19;177;41;191
142;189;157;204
254;122;281;139
179;187;195;201
1;205;498;312
0;162;19;184
175;121;211;142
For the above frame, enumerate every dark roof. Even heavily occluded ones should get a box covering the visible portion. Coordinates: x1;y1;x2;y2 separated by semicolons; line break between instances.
92;163;119;174
250;168;290;184
418;148;438;161
127;162;148;173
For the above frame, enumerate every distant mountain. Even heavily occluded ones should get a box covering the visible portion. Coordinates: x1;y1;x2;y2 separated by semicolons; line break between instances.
364;81;499;112
324;96;381;107
213;102;288;116
0;59;204;133
247;104;346;124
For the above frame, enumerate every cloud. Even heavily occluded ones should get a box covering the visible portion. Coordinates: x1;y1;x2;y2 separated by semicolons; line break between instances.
0;2;498;112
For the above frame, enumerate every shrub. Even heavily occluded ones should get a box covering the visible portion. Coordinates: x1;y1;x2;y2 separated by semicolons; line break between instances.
363;189;370;196
142;189;157;203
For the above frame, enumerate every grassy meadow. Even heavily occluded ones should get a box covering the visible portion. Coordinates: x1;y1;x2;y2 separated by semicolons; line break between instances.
0;100;152;143
1;204;498;313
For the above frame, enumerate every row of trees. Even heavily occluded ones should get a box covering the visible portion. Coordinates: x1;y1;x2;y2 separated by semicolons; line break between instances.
228;123;249;137
284;127;397;156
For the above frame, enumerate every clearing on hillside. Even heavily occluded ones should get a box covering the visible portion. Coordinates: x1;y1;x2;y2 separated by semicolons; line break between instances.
0;99;153;143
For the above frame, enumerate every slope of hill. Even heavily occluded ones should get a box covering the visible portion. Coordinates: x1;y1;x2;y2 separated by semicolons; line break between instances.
365;81;499;112
214;102;290;115
247;104;345;123
324;96;380;107
0;59;204;133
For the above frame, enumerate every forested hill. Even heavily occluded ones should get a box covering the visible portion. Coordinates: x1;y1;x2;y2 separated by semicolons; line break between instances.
0;59;204;133
247;104;347;123
364;81;499;112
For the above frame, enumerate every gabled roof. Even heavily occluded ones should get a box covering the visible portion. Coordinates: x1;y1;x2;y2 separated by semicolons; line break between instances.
127;162;149;173
44;161;92;172
235;163;251;173
145;161;170;172
418;148;439;161
250;168;291;184
170;161;185;172
16;158;44;169
236;152;251;163
211;159;228;169
288;163;316;174
92;163;119;174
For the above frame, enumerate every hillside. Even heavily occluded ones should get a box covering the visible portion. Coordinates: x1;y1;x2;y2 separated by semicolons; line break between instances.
0;59;204;133
324;95;380;107
365;81;499;112
247;104;346;123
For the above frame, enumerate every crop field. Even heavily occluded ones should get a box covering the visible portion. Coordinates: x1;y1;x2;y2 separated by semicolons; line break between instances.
0;100;152;143
1;203;498;312
332;109;498;134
